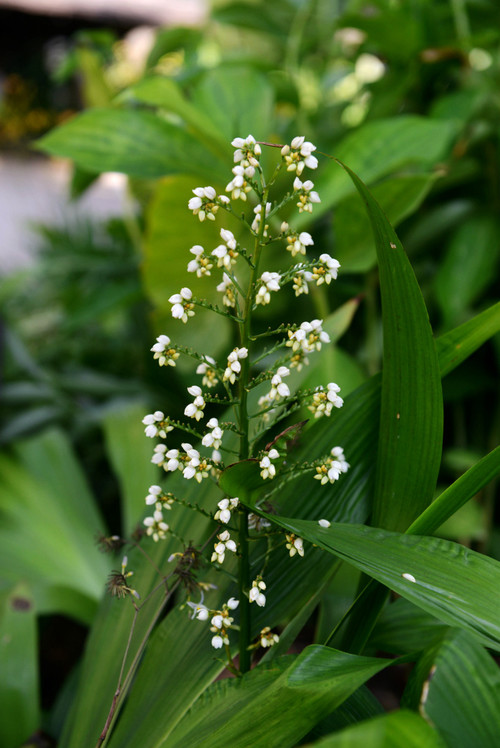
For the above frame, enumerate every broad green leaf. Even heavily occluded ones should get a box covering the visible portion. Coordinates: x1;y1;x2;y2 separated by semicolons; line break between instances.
407;445;500;536
305;685;384;742
123;76;229;154
371;598;448;655
102;401;158;534
213;1;291;38
335;174;437;273
434;216;500;326
296;116;458;226
338;160;443;531
257;517;500;652
191;66;275;142
0;430;109;622
0;584;39;748
164;646;394;748
306;709;445;747
404;629;500;748
36;108;227;182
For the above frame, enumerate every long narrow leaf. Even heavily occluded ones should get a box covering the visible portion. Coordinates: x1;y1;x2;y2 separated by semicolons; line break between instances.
337;160;443;531
256;516;500;652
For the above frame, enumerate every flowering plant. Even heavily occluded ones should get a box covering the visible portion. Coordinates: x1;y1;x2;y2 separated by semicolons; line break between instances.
60;136;500;748
127;134;350;677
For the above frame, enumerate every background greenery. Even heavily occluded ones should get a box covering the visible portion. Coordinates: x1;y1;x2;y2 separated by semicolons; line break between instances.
1;0;499;745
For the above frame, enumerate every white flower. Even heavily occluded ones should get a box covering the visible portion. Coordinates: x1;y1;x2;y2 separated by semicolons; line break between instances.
227;597;239;610
285;534;304;557
260;448;280;479
196;356;219;387
145;484;162;505
310;254;341;285
287;319;330;354
260;627;279;648
169;287;195;323
255;271;281;306
223;347;248;384
214;496;239;524
231;134;261;168
188;186;221;221
292;267;312;297
142;411;172;439
314;446;350;485
286;231;314;257
184;385;206;421
281;136;318;175
202;417;224;449
143;503;169;542
293;177;321;213
165;448;180;472
309;382;344;418
211;529;237;564
216;272;237;308
220;228;237;249
269;366;291;401
249;577;267;607
318;519;331;528
150;334;180;367
151;443;167;466
212;228;239;269
186;601;210;620
187;245;213;277
251;202;272;234
211;635;224;649
226;165;252;200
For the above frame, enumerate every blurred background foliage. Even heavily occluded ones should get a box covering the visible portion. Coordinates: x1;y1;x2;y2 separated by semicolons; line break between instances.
0;0;499;744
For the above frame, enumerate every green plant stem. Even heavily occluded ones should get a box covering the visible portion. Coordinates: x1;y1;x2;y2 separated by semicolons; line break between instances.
236;185;270;673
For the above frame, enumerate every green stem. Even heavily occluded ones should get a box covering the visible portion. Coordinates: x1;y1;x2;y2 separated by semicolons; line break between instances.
236;185;270;673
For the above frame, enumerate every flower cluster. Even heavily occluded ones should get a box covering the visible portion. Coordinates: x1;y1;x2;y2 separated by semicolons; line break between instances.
188;186;229;221
314;446;350;485
259;449;280;480
249;577;266;607
211;529;237;564
281;136;318;175
151;335;179;367
214;497;239;524
223;347;248;383
309;383;344;418
136;133;352;671
285;534;305;558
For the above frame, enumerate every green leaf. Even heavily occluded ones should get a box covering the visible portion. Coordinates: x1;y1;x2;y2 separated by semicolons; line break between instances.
436;301;500;377
296;116;458;226
102;401;158;534
404;629;500;748
191;65;275;142
258;517;500;652
165;647;394;748
123;76;230;154
0;430;109;621
36;108;227;182
371;598;448;655
306;709;445;747
407;445;500;536
335;174;437;273
0;584;39;748
434;216;500;325
337;160;443;531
